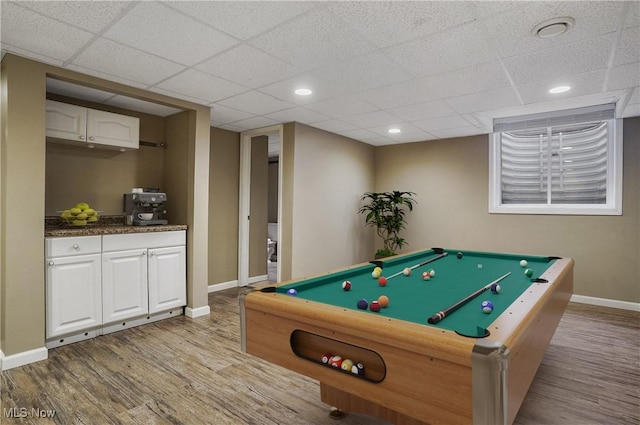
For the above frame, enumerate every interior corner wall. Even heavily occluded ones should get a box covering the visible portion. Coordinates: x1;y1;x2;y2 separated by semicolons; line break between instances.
375;117;640;303
291;123;375;278
208;127;240;286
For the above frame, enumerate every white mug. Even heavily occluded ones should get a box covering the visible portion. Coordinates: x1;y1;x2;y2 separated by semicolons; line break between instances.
137;213;153;221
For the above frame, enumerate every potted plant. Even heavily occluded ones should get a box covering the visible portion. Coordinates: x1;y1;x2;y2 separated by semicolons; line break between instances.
358;191;416;258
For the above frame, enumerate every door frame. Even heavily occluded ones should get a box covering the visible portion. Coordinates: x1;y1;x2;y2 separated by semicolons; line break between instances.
238;124;283;286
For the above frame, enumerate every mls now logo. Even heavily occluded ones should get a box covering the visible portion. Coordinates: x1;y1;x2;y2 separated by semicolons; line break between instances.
4;407;56;418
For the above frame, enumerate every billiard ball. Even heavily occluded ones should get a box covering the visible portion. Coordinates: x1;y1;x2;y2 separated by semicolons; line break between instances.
369;301;381;312
428;269;435;277
481;300;494;314
321;353;333;364
342;280;352;291
329;356;343;368
377;295;389;308
403;267;411;276
374;266;382;274
422;271;431;280
520;259;528;267
524;268;534;278
456;252;463;259
490;283;501;294
287;288;297;296
378;276;387;286
357;299;369;310
371;269;381;278
341;359;354;371
351;362;365;375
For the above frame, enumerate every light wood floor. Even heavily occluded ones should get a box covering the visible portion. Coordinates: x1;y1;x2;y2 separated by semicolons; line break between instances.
2;287;639;425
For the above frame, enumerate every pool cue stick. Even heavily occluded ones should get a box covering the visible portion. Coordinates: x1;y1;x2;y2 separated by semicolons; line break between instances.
386;252;449;280
427;272;512;324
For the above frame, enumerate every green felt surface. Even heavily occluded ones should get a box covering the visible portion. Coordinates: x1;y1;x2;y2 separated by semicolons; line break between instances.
277;249;556;337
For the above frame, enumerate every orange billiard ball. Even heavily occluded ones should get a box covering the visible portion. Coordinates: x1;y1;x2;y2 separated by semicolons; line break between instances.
377;295;389;308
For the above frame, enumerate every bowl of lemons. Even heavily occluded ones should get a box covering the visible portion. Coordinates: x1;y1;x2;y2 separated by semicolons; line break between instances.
59;202;100;226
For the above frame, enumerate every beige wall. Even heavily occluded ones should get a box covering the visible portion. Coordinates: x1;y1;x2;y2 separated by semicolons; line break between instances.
208;127;240;286
291;123;375;278
0;54;210;360
375;117;640;303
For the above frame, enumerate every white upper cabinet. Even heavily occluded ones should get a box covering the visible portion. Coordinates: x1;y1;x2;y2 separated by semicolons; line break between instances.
46;100;139;150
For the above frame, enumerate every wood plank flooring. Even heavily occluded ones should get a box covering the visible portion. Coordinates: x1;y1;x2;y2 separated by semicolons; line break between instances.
2;287;639;425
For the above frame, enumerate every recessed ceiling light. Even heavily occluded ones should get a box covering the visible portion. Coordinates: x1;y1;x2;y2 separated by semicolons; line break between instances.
294;88;312;96
549;86;571;94
532;17;575;39
388;128;401;134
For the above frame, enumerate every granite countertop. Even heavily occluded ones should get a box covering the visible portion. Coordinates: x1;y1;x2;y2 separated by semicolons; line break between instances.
44;215;187;237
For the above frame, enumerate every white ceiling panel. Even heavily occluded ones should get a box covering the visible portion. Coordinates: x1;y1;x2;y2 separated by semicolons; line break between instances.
71;38;185;86
1;2;94;61
102;2;239;66
155;69;248;104
196;44;302;89
3;0;637;146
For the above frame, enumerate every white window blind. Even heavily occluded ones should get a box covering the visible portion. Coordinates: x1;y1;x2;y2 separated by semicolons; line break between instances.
489;104;622;215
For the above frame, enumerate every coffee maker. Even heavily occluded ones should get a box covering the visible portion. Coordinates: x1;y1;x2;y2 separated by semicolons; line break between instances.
123;190;169;226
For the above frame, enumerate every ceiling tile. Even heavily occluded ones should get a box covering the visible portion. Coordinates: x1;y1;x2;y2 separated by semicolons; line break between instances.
155;69;248;104
263;106;330;124
304;95;377;118
607;62;640;91
1;43;64;66
329;1;475;48
388;21;496;78
17;0;132;33
339;110;402;128
365;123;425;138
72;38;185;86
258;73;346;105
430;126;486;139
226;116;280;130
210;104;254;125
217;91;295;116
1;2;94;61
311;51;413;93
339;128;380;141
482;1;625;59
411;115;475;133
502;34;614;86
388;100;458;122
249;7;376;71
65;63;148;90
167;1;318;40
103;2;238;66
386;131;438;143
427;62;512;99
196;44;302;88
517;70;607;104
308;120;358;134
358;77;439;109
613;26;640;67
443;87;522;114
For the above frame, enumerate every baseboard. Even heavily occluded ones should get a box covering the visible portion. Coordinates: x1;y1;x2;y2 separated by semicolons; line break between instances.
185;305;210;318
248;274;268;285
571;294;640;312
1;346;48;371
208;280;238;293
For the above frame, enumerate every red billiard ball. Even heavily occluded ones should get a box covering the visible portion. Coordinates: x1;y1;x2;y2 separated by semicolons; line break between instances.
330;356;343;368
378;276;387;286
321;353;333;364
342;280;352;291
369;301;381;312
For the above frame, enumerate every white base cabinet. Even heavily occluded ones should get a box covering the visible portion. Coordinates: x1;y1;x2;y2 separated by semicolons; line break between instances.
45;231;186;348
45;236;102;338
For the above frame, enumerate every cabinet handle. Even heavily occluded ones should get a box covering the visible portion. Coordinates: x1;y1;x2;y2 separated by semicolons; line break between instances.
150;251;155;257
48;261;55;266
89;136;95;141
73;244;79;250
142;251;146;256
79;135;85;140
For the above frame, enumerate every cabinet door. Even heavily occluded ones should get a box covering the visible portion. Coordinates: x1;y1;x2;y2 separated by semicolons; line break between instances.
148;246;186;314
45;100;87;142
102;249;148;323
87;109;139;150
46;253;101;338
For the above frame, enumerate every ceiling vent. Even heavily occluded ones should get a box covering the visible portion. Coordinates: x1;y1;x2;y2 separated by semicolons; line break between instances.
532;17;575;39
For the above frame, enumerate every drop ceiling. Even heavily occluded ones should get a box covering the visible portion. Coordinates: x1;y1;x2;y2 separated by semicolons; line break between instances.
1;1;639;146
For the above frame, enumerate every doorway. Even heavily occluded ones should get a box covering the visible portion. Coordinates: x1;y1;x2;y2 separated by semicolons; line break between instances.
239;125;283;286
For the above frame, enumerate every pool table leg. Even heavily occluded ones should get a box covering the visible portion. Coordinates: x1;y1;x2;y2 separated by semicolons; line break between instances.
320;383;429;425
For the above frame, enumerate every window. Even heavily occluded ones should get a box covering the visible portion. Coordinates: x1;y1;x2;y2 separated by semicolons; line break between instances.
489;104;622;215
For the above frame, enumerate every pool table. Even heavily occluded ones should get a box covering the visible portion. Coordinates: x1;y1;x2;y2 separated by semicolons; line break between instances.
240;248;573;425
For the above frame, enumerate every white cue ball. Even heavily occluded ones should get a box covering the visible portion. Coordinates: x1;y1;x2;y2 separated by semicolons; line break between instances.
520;259;528;267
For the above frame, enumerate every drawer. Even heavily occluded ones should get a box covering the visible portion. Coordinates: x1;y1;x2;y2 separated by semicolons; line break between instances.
102;231;186;252
46;235;102;257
